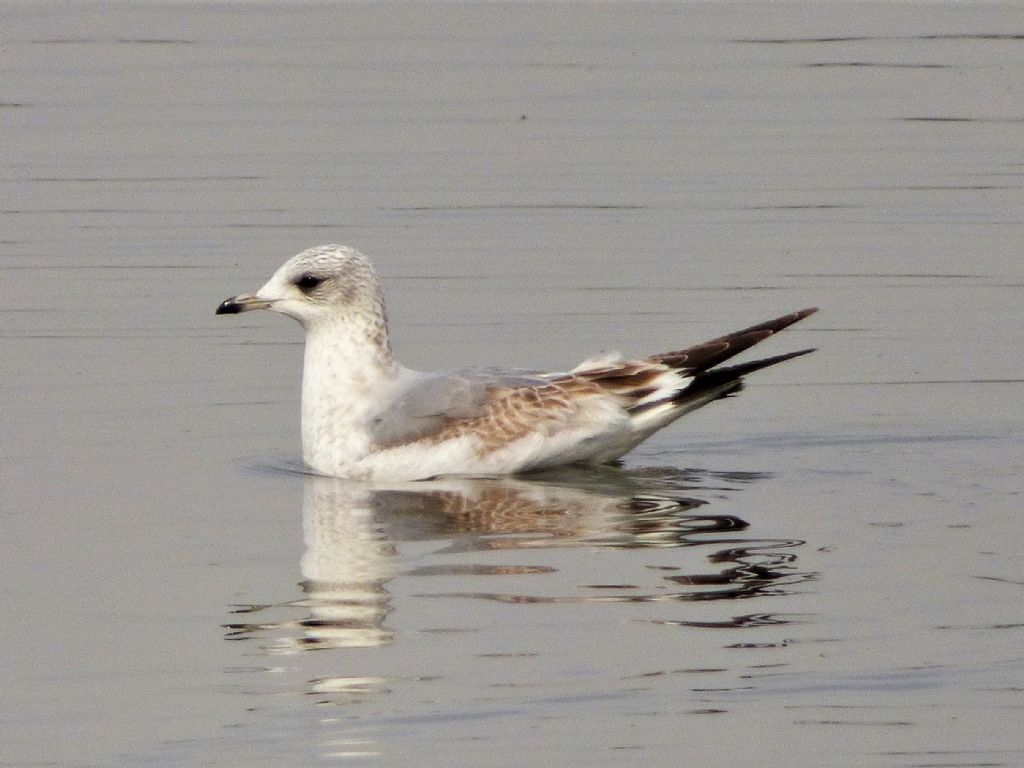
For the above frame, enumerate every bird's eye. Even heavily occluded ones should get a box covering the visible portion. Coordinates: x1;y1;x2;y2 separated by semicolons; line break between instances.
294;273;324;293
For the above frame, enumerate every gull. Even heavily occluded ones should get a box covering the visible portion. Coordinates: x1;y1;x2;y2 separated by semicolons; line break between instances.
217;244;816;481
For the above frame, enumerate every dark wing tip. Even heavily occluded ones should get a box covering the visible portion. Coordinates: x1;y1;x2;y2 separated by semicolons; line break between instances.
704;346;817;378
731;307;818;338
769;346;817;364
651;307;819;373
679;346;816;402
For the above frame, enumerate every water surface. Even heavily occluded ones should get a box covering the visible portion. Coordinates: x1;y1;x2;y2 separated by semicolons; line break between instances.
3;3;1022;767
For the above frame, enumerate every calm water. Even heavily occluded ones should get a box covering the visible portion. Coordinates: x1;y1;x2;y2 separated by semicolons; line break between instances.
3;3;1023;767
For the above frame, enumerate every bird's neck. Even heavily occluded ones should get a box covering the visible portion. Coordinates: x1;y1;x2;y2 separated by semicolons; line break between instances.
300;312;398;474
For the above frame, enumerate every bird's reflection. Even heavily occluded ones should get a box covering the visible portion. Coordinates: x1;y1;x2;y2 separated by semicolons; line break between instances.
225;465;811;654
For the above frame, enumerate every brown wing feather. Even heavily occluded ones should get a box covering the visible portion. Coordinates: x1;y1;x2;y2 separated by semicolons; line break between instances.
415;376;607;453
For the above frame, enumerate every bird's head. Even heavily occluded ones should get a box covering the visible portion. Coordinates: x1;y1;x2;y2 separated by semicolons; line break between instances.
216;244;384;330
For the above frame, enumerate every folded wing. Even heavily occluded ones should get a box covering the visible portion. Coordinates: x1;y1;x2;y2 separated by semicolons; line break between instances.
369;308;818;464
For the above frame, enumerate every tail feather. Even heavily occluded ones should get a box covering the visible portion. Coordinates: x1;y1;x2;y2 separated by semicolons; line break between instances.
626;305;817;426
577;309;817;464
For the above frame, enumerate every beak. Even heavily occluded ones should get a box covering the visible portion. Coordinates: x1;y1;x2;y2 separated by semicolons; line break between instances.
215;293;272;315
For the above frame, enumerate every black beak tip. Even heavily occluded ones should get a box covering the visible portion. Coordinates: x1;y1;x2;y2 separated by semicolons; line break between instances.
216;298;241;315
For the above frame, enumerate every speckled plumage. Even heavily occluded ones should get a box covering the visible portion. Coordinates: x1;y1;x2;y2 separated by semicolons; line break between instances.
217;244;817;481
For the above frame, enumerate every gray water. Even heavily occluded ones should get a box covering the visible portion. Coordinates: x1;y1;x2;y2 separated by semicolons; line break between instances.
3;3;1023;767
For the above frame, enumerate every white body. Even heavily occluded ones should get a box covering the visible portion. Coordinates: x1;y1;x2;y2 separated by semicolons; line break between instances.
217;245;815;481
